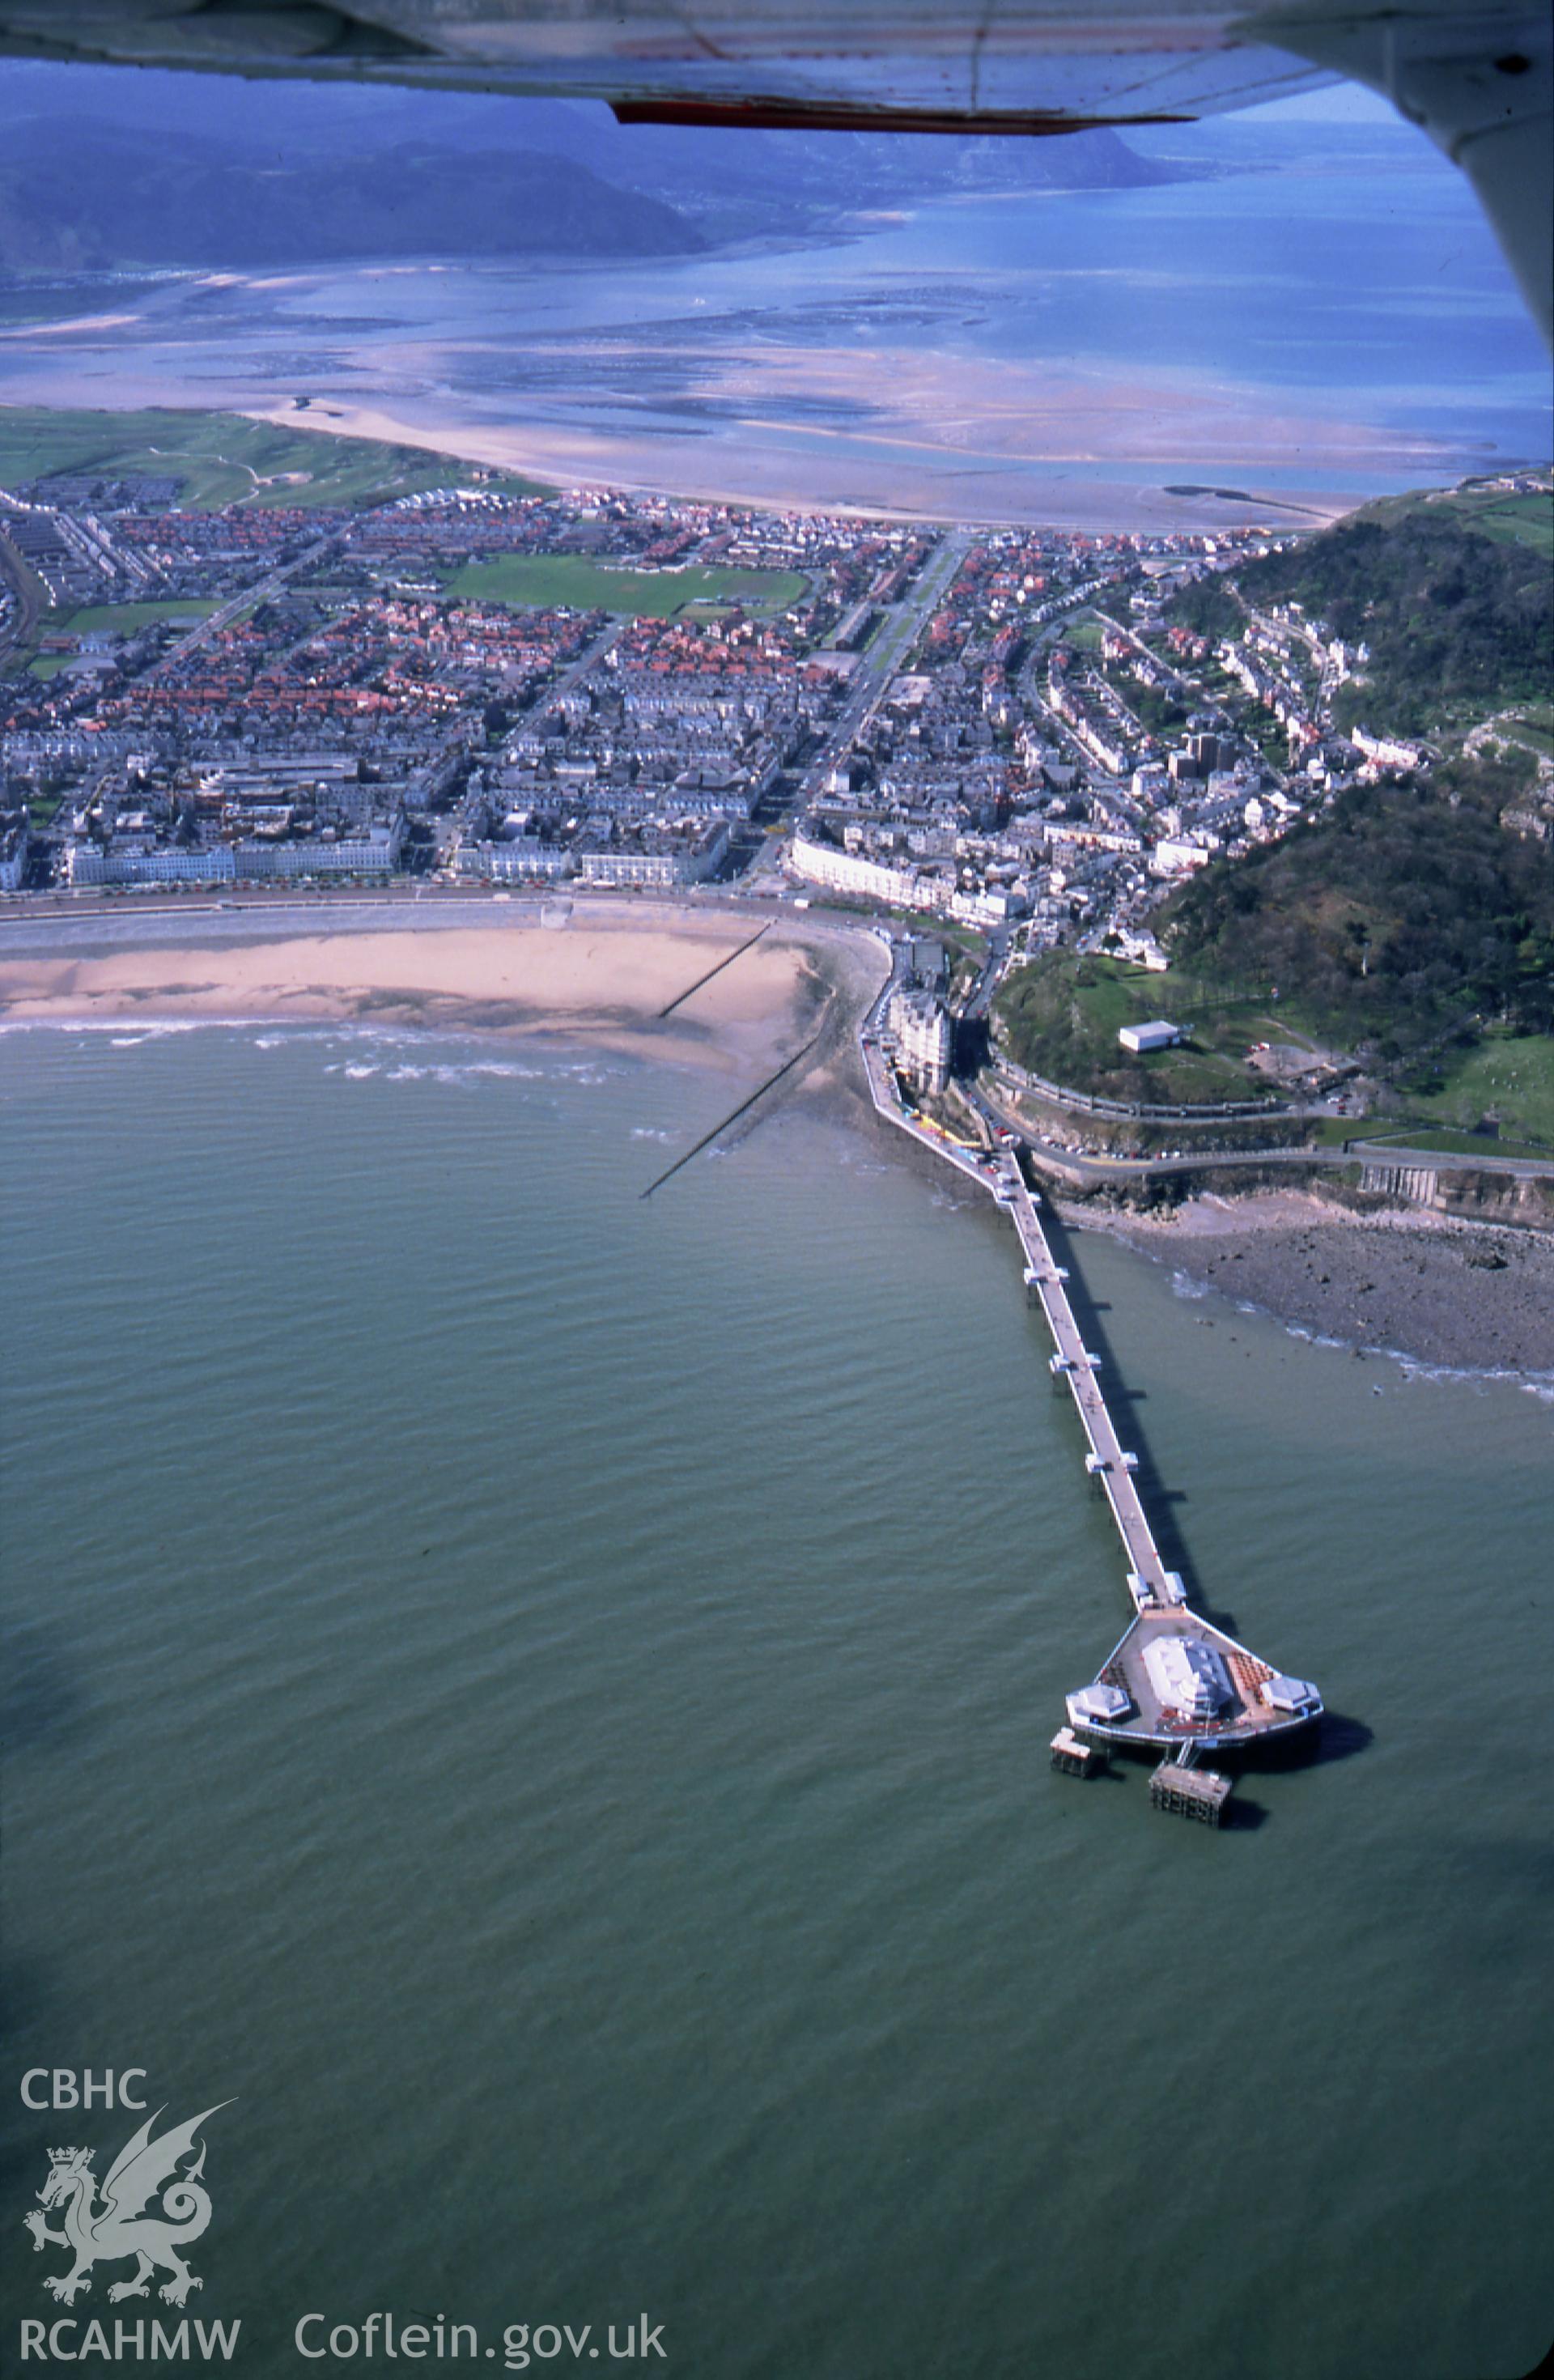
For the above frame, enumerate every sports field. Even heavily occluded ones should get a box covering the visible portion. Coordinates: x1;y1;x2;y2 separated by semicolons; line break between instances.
440;554;809;618
58;599;223;635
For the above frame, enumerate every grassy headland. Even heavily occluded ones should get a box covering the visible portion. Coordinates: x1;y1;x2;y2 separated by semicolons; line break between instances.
1023;482;1552;1149
993;952;1290;1107
996;755;1554;1145
1162;762;1554;1054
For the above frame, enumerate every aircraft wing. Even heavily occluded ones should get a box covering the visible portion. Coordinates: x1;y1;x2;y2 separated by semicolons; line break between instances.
0;1;1546;342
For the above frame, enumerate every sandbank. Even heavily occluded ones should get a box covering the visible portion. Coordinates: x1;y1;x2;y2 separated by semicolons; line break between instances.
240;394;1368;533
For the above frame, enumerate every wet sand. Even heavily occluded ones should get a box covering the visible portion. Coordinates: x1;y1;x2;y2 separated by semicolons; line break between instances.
1093;1189;1554;1376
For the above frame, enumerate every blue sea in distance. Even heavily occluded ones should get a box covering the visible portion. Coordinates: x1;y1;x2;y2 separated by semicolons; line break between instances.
1;108;1545;516
877;167;1548;457
3;1019;1553;2379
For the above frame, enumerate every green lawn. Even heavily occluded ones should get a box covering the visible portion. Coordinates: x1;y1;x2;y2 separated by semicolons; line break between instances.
1349;1124;1552;1163
1367;480;1554;555
1393;1031;1554;1151
897;909;986;957
995;951;1296;1105
0;405;545;509
440;554;809;618
57;598;223;635
1498;716;1554;759
1454;491;1554;553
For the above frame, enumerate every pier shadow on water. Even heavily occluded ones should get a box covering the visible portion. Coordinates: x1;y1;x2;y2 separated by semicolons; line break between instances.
1248;1707;1374;1774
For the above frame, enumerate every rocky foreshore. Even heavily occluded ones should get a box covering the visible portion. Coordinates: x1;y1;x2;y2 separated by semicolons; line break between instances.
1086;1189;1554;1376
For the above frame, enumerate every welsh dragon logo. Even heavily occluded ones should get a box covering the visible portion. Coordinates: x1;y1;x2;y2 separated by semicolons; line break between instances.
24;2103;231;2308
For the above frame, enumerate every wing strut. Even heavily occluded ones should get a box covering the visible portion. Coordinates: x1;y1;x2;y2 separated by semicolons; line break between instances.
1256;7;1552;347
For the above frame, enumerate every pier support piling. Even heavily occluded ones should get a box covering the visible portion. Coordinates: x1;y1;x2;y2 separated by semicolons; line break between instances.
1149;1761;1232;1825
1051;1728;1105;1779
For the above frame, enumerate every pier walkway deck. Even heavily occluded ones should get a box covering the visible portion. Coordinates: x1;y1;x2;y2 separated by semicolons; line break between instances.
1000;1156;1168;1602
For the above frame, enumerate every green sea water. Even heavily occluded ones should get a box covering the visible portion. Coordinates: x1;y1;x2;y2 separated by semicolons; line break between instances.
3;1020;1552;2380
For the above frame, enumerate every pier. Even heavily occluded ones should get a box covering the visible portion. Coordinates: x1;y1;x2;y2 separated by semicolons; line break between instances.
860;994;1323;1786
998;1147;1322;1757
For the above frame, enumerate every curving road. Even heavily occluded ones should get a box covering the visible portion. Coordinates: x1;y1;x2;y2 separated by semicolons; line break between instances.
0;522;45;666
966;1077;1554;1189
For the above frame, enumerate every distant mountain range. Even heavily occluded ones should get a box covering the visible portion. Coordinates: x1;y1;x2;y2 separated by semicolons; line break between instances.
0;63;1186;270
0;117;705;269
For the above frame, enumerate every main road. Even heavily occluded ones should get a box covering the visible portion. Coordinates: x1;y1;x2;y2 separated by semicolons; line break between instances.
966;1077;1554;1188
797;528;970;807
146;532;339;675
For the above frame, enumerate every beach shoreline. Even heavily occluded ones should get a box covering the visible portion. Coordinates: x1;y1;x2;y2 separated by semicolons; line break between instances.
6;896;1551;1382
0;900;879;1080
234;397;1368;535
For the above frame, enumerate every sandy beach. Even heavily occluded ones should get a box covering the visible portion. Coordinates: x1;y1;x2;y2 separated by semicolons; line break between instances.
1093;1188;1554;1378
0;905;856;1078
